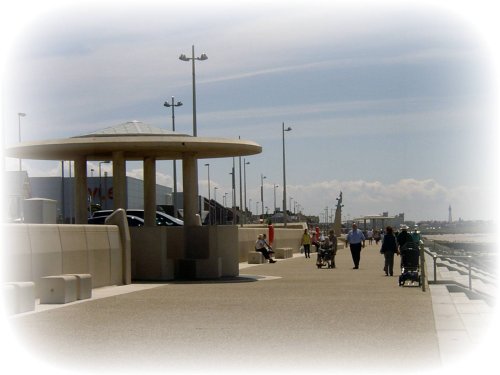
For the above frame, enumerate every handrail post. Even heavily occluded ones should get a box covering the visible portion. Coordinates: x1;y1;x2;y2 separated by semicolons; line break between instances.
468;256;472;290
419;243;426;292
433;255;437;283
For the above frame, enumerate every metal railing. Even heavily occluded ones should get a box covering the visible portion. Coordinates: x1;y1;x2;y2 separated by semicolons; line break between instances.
423;248;473;290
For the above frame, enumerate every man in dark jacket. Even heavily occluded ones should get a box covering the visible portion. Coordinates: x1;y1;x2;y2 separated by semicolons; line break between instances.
381;226;399;276
396;224;413;251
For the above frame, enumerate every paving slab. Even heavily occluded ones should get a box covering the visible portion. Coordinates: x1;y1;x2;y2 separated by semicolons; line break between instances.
4;243;495;375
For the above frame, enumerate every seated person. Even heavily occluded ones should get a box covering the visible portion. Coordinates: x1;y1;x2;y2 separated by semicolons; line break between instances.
255;234;277;263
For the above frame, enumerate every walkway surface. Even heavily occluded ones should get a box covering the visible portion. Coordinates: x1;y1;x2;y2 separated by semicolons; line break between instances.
6;243;497;375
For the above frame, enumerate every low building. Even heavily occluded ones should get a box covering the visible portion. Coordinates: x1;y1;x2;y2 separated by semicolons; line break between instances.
6;172;172;223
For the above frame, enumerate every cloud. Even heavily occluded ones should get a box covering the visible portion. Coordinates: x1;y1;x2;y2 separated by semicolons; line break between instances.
284;178;492;221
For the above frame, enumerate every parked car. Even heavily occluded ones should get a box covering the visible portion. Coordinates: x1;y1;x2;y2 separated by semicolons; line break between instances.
91;209;183;226
88;215;145;227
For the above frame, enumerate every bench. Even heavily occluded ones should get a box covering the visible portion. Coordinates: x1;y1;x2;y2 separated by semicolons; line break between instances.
3;281;36;314
39;275;78;304
248;252;266;264
275;247;293;259
69;274;92;300
39;274;92;304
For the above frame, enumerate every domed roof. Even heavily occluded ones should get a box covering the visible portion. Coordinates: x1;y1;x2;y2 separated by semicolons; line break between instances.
74;120;190;138
6;120;262;161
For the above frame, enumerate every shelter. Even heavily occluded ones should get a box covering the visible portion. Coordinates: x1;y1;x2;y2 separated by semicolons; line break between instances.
6;121;261;225
6;121;262;279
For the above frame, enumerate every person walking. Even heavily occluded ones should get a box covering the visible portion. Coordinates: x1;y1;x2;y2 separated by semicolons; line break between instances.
397;224;413;251
300;228;311;258
328;229;338;268
346;223;365;269
380;226;399;276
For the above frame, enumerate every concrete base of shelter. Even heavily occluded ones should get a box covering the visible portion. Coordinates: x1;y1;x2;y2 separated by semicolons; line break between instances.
130;225;239;280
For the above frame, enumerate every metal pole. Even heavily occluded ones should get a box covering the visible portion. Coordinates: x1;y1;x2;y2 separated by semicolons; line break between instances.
17;113;26;171
468;257;472;290
191;45;197;137
260;174;265;222
433;255;437;282
243;159;249;215
282;122;291;227
239;153;243;226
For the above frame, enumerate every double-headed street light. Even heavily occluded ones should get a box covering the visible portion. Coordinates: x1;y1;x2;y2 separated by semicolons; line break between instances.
163;97;183;130
164;97;183;218
179;45;208;137
282;122;292;227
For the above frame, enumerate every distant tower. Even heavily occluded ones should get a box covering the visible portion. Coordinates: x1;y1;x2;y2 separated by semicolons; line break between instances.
448;205;452;223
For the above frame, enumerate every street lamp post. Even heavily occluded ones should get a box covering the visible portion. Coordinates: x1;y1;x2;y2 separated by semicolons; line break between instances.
243;159;250;213
17;112;26;171
164;97;183;217
230;158;236;224
273;184;279;214
214;186;218;225
260;174;266;221
179;45;207;137
282;122;292;227
98;161;110;208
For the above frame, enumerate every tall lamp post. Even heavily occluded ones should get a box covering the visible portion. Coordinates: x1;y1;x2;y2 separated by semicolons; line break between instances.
260;174;266;221
282;122;292;227
164;97;183;217
273;184;279;214
179;45;207;137
17;112;26;171
243;159;250;214
98;161;110;208
214;186;218;225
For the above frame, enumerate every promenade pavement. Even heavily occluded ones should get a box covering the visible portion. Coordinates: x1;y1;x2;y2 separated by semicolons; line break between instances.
6;242;496;375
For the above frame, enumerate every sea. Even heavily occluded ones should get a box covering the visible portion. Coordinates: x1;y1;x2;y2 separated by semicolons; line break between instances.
423;233;497;273
423;233;496;244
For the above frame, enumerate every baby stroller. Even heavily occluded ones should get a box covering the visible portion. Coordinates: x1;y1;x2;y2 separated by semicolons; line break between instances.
398;241;421;286
316;241;333;269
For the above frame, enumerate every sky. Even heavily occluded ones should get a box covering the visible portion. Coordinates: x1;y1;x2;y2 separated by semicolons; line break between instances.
1;0;499;222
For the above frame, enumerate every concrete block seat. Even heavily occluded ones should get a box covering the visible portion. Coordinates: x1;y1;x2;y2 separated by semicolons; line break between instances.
39;274;92;303
39;275;78;304
275;247;293;259
248;252;267;264
3;281;36;314
67;273;92;300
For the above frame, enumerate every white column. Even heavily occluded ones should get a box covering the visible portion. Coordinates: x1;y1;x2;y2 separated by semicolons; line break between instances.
112;151;126;211
74;156;88;224
144;157;156;227
182;154;199;226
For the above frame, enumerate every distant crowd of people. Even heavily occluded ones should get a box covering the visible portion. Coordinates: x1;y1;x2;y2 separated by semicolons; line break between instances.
255;223;422;275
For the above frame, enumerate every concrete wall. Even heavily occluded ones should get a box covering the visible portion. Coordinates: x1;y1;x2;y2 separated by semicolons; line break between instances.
1;224;125;294
2;223;306;287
